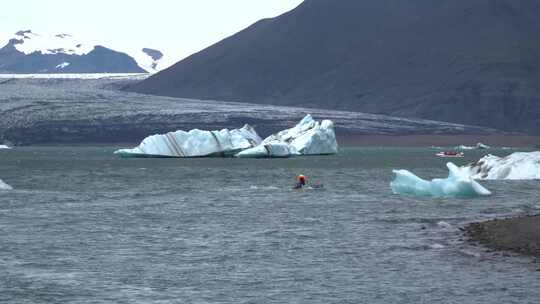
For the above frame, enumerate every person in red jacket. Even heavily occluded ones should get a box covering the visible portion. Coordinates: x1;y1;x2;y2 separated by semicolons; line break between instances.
294;174;307;189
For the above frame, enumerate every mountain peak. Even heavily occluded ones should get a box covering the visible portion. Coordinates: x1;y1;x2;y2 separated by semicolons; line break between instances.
142;48;163;61
0;30;170;73
14;30;33;38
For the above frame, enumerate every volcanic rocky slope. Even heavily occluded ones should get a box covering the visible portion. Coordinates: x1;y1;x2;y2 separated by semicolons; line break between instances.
0;77;496;145
127;0;540;133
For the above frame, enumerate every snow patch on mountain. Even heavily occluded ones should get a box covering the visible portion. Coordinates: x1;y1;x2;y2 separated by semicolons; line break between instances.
12;30;95;55
129;48;170;73
55;62;71;69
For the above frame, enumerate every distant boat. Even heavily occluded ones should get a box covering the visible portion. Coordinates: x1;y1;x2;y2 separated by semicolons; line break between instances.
436;151;464;158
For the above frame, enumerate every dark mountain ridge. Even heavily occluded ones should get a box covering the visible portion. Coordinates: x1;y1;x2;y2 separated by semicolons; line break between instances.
127;0;540;133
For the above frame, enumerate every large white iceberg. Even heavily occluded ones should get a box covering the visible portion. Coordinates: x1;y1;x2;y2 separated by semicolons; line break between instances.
0;145;11;149
391;162;492;198
461;151;540;180
236;115;338;158
114;125;262;158
0;179;13;190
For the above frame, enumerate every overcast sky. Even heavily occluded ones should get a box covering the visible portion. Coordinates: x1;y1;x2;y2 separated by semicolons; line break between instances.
0;0;304;64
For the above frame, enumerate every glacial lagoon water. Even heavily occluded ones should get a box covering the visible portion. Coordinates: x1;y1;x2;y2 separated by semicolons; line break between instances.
1;146;540;303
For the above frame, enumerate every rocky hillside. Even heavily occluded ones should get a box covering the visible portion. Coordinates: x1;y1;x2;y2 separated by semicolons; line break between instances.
127;0;540;133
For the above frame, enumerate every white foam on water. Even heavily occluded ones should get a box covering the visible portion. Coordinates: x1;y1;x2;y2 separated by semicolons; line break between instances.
250;185;280;190
437;221;452;230
459;249;481;258
430;243;445;249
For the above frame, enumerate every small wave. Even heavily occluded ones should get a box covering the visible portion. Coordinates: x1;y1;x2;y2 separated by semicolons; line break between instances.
429;243;445;249
459;249;481;258
0;179;13;190
250;185;279;190
437;221;452;230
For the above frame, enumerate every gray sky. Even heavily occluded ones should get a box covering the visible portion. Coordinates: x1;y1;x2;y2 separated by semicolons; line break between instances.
0;0;304;63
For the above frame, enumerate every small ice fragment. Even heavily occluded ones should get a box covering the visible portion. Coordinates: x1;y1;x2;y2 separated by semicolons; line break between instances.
0;179;13;190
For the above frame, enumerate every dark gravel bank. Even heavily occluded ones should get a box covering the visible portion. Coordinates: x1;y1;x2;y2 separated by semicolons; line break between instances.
466;215;540;258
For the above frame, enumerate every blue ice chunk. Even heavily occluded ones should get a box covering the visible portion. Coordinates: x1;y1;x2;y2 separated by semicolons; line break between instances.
390;162;491;198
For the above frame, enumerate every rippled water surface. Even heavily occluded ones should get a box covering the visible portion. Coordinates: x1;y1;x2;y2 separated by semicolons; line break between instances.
1;147;539;303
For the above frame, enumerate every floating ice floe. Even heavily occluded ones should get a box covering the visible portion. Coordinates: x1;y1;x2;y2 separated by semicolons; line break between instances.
0;179;13;190
114;125;262;158
460;151;540;180
115;115;338;159
0;145;11;149
456;143;490;150
236;115;338;158
391;162;491;198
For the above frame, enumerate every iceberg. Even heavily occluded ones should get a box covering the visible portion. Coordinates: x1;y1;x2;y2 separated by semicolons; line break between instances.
114;124;262;158
114;115;338;159
235;142;295;158
0;179;13;190
236;115;338;158
456;143;490;150
0;145;11;149
391;162;491;198
461;151;540;180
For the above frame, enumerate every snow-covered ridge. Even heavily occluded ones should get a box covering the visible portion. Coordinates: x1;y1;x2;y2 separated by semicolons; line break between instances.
2;30;169;73
11;30;95;55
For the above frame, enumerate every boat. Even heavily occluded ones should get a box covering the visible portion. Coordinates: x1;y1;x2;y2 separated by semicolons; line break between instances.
436;151;464;158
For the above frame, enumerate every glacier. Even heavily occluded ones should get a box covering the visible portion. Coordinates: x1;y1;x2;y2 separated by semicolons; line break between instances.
0;179;13;190
114;125;262;158
236;115;338;158
391;162;492;198
461;151;540;180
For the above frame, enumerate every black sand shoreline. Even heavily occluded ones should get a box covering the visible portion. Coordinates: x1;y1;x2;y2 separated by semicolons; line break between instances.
465;215;540;258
